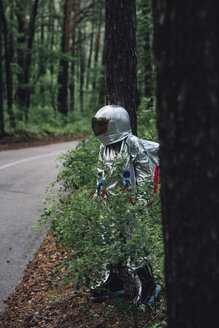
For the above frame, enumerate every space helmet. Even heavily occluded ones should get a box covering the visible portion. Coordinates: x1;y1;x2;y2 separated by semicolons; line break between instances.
92;105;132;145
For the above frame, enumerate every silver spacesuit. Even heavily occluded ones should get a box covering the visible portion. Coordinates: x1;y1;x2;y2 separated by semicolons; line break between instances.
92;104;159;197
91;105;161;303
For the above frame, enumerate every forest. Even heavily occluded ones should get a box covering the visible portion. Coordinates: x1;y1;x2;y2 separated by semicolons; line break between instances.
0;0;163;327
0;0;154;141
1;0;219;328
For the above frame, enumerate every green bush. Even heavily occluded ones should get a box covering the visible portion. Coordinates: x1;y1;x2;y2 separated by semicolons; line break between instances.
39;136;164;289
138;98;158;141
47;184;162;288
56;136;100;191
37;107;164;296
4;104;93;140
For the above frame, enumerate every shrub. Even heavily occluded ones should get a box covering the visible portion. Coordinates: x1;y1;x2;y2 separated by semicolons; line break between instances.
39;137;164;289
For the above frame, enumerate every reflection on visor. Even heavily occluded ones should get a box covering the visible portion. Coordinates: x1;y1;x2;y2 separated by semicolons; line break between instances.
92;117;109;136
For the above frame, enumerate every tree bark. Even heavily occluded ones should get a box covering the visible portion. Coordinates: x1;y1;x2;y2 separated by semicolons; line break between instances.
24;0;39;114
92;9;102;90
98;27;106;106
105;0;139;135
0;11;4;137
79;28;85;112
16;6;26;112
142;0;154;106
48;0;55;76
0;0;15;128
9;0;14;65
153;1;219;327
69;0;80;112
86;20;94;90
16;0;39;119
39;11;46;106
57;0;73;115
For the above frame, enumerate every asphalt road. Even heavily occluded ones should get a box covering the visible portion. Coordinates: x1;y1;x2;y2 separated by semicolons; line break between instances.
0;141;78;312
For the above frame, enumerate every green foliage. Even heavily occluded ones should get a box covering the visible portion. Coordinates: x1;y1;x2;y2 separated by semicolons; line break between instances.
138;98;158;142
39;132;163;290
45;178;162;289
4;105;93;140
136;0;155;100
56;136;100;191
0;0;155;140
151;322;167;328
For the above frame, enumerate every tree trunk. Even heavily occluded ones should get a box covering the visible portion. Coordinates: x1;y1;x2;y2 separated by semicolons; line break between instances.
57;0;73;115
39;12;46;107
69;0;80;112
142;0;154;106
86;20;94;90
9;0;14;65
153;1;219;327
24;0;39;117
143;31;153;102
16;7;26;113
98;27;106;106
0;0;15;128
49;0;55;76
0;12;5;137
16;0;39;119
105;0;139;135
9;0;15;109
92;9;102;90
79;28;85;112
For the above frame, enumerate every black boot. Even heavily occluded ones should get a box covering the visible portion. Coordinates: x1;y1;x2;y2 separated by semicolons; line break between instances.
131;261;156;304
91;266;124;302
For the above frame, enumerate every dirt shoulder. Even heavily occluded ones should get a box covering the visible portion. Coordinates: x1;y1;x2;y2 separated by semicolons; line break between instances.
0;234;165;328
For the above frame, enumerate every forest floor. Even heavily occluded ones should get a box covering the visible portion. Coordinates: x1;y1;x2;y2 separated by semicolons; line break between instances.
0;234;166;328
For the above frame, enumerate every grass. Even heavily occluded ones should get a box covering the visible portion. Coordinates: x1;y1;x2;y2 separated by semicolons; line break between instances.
2;105;93;144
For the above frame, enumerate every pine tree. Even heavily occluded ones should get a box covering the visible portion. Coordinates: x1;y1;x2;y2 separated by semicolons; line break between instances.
153;1;219;326
105;0;139;135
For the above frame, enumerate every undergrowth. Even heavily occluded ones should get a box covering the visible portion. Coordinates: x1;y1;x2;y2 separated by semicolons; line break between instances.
37;103;166;327
3;105;93;141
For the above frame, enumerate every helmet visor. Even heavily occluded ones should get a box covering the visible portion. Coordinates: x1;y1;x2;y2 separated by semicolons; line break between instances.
92;117;109;136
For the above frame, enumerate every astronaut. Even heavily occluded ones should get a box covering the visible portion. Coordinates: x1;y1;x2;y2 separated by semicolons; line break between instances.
91;104;161;303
